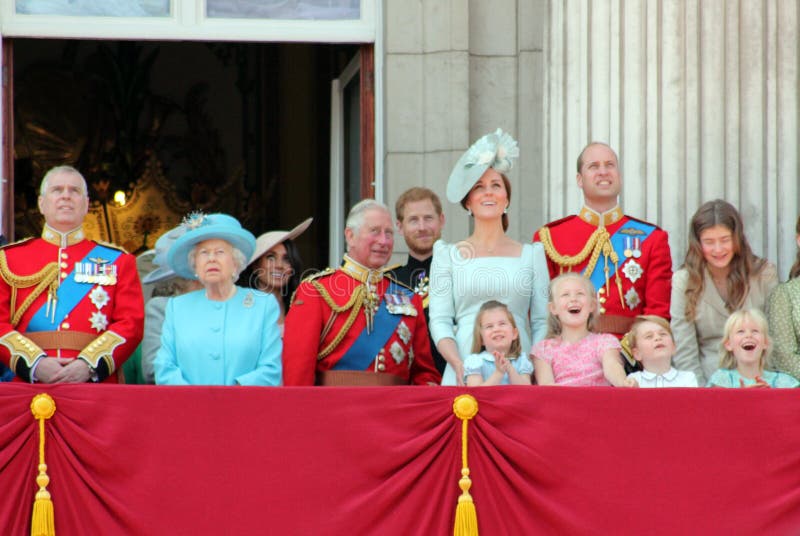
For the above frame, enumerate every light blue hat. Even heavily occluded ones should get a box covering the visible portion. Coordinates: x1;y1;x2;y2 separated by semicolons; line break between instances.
167;212;256;279
446;128;519;203
141;225;187;284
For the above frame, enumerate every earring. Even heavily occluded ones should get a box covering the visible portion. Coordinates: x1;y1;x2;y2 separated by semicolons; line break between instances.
467;208;472;216
504;206;508;214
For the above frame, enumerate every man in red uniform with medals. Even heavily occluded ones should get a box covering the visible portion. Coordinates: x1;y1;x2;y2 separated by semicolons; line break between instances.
534;143;672;357
283;199;441;386
0;166;144;383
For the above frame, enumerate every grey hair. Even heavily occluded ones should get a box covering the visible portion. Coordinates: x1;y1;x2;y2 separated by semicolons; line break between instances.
188;243;248;283
40;165;89;197
345;199;391;235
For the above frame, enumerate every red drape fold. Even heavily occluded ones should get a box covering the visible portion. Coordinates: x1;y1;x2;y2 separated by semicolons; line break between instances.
1;385;799;535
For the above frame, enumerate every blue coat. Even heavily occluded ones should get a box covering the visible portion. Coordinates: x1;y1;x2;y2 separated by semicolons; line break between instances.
154;287;282;386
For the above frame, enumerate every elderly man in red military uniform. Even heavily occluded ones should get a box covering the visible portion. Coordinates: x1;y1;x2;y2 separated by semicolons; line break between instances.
534;142;672;347
0;165;144;383
283;199;441;386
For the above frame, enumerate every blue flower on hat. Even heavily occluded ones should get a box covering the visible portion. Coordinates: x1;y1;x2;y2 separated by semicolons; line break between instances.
447;128;519;203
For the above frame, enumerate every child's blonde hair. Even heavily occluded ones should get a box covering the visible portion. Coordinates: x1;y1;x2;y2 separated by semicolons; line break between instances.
719;308;771;370
626;315;673;350
546;272;597;338
471;300;521;357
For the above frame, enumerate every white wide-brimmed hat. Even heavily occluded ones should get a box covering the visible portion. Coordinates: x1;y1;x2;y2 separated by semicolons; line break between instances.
168;213;256;279
248;218;313;268
446;128;519;204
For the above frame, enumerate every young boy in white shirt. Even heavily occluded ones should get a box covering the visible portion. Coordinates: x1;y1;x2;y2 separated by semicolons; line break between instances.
625;315;698;388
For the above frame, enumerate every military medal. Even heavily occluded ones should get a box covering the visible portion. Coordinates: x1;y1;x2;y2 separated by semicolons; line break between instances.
622;259;643;283
390;341;405;364
623;237;633;258
89;311;109;332
632;237;642;258
89;286;110;310
385;292;417;316
396;321;411;345
624;287;641;309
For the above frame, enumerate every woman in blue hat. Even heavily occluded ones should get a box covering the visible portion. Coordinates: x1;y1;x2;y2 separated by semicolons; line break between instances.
429;129;550;385
153;213;282;386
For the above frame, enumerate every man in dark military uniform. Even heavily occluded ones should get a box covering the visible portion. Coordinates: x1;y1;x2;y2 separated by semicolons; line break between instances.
534;142;672;353
0;166;144;383
388;187;446;374
283;199;441;386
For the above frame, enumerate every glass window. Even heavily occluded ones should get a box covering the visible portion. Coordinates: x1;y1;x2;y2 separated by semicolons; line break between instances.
206;0;360;20
16;0;170;17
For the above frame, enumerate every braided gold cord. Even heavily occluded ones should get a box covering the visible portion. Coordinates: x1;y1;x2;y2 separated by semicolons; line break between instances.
538;226;604;268
311;281;367;360
0;252;59;327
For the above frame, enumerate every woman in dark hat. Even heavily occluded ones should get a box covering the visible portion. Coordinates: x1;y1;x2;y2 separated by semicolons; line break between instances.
154;213;282;385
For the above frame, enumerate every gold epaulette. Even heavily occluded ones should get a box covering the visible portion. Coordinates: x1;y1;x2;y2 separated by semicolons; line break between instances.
0;237;35;250
0;250;59;326
97;240;129;254
384;271;413;291
289;267;335;307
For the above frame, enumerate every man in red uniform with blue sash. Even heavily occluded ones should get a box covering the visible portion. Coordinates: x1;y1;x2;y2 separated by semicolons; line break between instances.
283;199;440;386
534;143;672;348
0;166;144;383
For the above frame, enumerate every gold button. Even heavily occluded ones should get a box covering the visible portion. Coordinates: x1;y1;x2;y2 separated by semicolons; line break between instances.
598;297;606;304
377;363;386;372
60;262;68;269
62;322;70;329
598;287;605;294
61;253;68;259
600;307;606;314
378;355;385;362
61;272;67;279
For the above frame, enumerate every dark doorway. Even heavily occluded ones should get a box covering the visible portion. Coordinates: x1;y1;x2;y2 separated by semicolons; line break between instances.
10;39;360;271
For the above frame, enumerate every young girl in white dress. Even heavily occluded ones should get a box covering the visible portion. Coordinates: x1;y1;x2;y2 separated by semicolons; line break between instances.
531;272;636;387
707;309;799;388
463;300;533;386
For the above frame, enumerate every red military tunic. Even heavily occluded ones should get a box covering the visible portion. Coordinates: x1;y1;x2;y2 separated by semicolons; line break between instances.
282;256;441;386
0;225;144;382
534;205;672;338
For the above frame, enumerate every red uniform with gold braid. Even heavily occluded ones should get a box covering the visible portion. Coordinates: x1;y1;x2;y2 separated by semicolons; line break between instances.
282;255;441;386
0;225;144;383
534;205;672;338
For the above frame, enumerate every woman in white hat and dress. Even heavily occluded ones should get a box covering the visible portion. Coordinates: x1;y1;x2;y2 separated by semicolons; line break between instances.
429;129;550;385
154;212;282;386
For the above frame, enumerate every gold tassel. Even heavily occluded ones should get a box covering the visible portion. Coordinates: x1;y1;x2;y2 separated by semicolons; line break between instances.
30;393;57;536
452;394;479;536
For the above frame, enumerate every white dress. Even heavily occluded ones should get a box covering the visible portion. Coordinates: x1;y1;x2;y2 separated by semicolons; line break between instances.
429;240;550;385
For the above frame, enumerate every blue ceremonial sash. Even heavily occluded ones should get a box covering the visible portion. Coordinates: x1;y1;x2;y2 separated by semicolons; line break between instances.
27;244;122;331
585;219;656;293
333;281;406;371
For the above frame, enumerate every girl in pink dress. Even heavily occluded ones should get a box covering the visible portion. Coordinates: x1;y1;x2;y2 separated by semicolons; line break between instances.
531;272;636;387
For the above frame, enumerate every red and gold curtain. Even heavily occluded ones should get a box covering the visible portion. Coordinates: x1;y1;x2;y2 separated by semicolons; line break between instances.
1;385;799;534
